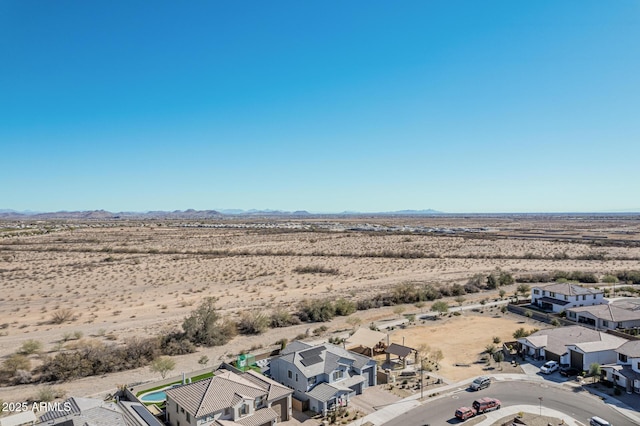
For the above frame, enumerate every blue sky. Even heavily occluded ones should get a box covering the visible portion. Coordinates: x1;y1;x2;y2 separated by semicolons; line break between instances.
1;1;639;213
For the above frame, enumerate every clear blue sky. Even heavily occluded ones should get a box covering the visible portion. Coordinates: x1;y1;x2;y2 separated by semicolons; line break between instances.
1;1;639;213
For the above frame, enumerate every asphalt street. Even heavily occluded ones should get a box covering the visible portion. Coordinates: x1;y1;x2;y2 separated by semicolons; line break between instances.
381;381;628;426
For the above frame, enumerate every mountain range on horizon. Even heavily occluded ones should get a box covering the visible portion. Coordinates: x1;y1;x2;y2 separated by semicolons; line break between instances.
1;208;640;220
0;208;444;219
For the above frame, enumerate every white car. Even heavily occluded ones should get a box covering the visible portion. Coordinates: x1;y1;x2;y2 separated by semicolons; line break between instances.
540;360;559;374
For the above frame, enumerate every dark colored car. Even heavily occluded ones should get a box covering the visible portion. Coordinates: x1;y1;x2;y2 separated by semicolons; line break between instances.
559;365;580;377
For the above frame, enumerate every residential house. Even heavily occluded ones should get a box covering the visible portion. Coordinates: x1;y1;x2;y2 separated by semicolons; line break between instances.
601;340;640;394
518;325;627;369
566;300;640;331
165;368;292;426
35;397;144;426
531;283;605;313
269;342;377;415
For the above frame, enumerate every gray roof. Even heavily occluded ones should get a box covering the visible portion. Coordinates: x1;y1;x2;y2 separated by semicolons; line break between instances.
520;325;623;357
280;340;312;355
536;283;602;296
276;343;374;379
37;397;129;426
385;343;414;358
306;382;351;402
617;341;640;358
568;303;640;322
166;370;267;418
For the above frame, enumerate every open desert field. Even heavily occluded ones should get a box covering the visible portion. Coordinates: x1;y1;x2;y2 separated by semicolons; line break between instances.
0;215;639;402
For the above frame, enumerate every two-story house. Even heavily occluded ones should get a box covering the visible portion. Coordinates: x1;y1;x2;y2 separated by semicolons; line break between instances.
269;342;377;415
531;283;605;313
601;340;640;394
165;368;292;426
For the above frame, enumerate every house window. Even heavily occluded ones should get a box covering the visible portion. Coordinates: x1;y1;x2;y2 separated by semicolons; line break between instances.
582;295;587;300
308;376;317;386
176;404;179;413
333;370;344;381
186;413;190;422
636;362;640;370
619;353;628;363
240;403;249;416
533;289;539;295
255;396;265;409
288;370;292;379
593;294;597;299
564;295;568;301
224;408;230;416
296;373;299;382
602;320;609;327
550;292;555;297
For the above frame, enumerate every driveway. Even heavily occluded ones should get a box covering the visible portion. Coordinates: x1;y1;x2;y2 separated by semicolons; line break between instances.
350;386;402;415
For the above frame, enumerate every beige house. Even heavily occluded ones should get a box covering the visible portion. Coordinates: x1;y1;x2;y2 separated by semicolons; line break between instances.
165;368;292;426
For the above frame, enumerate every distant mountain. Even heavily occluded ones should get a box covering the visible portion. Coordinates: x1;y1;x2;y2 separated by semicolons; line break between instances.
0;209;222;220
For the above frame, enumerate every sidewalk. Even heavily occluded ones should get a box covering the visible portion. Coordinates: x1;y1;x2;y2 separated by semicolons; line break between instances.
346;373;640;426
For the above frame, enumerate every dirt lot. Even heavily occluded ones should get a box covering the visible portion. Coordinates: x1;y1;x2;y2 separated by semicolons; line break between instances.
0;215;638;402
386;311;540;382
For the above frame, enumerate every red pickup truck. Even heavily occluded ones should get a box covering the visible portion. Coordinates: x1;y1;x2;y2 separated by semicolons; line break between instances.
455;397;502;420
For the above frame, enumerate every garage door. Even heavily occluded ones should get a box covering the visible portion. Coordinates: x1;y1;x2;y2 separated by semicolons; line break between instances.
545;351;561;363
570;350;584;370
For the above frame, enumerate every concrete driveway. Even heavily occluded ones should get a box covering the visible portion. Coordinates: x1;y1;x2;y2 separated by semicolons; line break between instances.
350;386;402;415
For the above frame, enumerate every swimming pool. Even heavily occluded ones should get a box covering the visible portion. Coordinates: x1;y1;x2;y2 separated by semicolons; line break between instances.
139;385;180;403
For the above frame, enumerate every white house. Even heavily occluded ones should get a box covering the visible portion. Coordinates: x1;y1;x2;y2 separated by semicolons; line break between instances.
601;340;640;394
531;283;605;313
518;325;627;368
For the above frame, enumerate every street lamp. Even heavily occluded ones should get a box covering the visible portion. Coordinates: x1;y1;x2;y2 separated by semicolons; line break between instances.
538;396;543;417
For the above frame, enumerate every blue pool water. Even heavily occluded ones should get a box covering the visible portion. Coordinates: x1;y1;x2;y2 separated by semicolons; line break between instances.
139;384;180;402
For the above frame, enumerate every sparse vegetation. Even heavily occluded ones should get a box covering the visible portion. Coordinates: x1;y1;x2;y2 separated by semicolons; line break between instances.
149;356;176;379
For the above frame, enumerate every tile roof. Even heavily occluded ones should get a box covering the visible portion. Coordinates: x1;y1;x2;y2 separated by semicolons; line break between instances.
574;333;628;353
242;369;292;401
166;370;266;418
235;407;279;426
535;283;602;296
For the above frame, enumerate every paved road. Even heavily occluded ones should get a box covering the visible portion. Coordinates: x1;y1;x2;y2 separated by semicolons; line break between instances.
381;381;628;426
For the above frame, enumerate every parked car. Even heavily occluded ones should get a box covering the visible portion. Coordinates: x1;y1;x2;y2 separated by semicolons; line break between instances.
540;360;559;374
589;416;612;426
559;365;580;377
455;397;501;420
469;376;491;391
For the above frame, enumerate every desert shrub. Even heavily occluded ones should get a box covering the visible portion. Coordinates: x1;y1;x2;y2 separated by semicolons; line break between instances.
270;308;301;328
160;335;196;356
293;265;339;275
298;299;336;322
513;327;531;339
2;354;31;376
35;386;66;402
50;308;75;324
182;297;237;346
18;339;43;355
616;270;640;284
237;311;270;335
450;283;466;296
334;298;356;316
516;273;552;283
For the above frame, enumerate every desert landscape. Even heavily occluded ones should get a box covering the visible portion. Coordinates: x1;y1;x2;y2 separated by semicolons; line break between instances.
1;214;639;403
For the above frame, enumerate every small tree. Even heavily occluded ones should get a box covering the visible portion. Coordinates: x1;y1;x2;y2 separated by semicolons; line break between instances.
150;356;176;379
513;327;529;339
431;348;443;368
494;351;504;370
589;362;601;383
454;296;466;307
517;284;531;299
237;311;270;335
2;354;31;376
499;289;506;299
431;301;449;316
